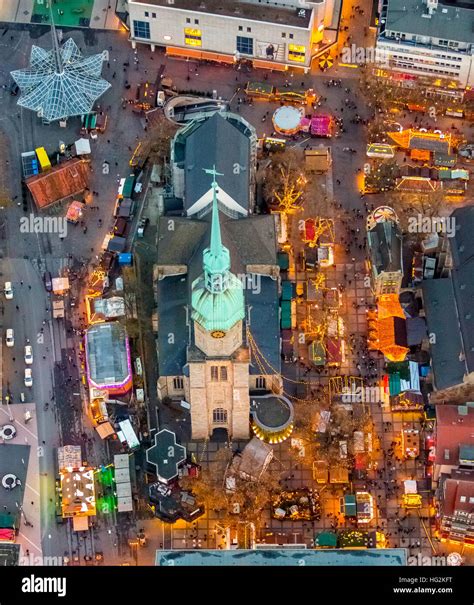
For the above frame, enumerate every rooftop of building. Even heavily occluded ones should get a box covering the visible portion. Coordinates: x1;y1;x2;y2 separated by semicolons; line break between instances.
146;429;186;482
250;394;293;430
0;543;20;566
173;113;255;217
26;158;90;209
367;220;403;276
156;273;281;377
435;404;474;466
440;468;474;517
450;205;474;374
155;548;407;566
383;0;474;44
131;0;314;27
421;278;466;390
85;322;131;387
0;443;30;521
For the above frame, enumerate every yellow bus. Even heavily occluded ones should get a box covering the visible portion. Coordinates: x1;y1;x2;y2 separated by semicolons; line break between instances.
35;147;51;171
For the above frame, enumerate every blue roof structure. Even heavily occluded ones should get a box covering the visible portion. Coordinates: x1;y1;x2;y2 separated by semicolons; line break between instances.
156;548;407;566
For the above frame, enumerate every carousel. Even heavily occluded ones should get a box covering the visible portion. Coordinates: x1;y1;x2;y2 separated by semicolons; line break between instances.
272;105;304;136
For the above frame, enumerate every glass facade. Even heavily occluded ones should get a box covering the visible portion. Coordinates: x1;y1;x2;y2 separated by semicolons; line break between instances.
237;36;254;55
133;20;151;40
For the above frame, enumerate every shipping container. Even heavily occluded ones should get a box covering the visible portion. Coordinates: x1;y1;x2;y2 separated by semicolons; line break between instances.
35;147;51;171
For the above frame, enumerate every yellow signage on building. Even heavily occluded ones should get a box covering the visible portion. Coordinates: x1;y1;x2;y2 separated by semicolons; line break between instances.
288;44;305;63
184;28;202;47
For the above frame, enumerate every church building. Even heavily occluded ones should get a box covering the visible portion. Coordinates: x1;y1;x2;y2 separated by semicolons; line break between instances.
154;114;282;440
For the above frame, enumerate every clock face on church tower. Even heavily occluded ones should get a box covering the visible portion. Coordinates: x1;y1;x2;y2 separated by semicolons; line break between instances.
211;330;226;339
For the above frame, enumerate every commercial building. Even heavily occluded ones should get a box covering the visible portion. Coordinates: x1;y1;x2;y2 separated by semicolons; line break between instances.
422;206;474;393
57;446;96;531
156;548;407;565
376;0;474;90
438;469;474;545
434;404;474;481
126;0;338;72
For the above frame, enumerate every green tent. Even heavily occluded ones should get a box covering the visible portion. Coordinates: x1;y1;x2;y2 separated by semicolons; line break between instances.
281;281;293;301
277;252;289;271
342;494;357;517
315;531;337;548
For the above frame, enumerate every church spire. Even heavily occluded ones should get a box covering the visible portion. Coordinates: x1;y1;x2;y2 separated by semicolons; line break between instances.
202;167;230;293
209;167;224;260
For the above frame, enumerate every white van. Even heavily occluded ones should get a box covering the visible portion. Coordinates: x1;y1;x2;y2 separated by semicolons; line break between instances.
5;329;14;347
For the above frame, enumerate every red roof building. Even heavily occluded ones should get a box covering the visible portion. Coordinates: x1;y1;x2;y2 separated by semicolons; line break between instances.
434;404;474;480
26;158;90;209
438;469;474;545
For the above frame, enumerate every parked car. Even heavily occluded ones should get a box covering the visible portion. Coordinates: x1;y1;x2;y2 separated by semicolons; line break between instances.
43;271;52;292
4;282;13;300
24;345;33;365
5;329;14;347
137;217;149;238
156;90;166;107
24;368;33;388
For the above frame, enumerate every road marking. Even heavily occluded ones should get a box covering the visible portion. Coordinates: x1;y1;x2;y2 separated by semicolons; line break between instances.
18;531;42;554
2;411;39;440
25;482;41;497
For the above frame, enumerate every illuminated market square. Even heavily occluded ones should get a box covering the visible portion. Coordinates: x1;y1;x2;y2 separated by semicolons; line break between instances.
0;0;472;597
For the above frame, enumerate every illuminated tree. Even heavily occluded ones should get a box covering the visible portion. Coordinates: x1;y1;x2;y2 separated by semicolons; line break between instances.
274;166;306;213
260;147;307;212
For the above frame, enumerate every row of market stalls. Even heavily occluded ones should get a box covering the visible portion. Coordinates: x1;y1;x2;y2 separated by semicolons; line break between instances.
55;444;135;533
364;128;469;197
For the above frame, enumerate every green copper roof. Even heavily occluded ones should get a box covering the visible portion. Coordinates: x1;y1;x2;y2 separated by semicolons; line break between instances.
191;167;245;332
192;272;245;332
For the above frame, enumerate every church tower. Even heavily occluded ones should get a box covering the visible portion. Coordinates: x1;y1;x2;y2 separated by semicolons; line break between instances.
188;167;250;440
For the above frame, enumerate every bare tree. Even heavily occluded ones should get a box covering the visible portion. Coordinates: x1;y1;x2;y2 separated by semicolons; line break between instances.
384;189;447;239
134;112;179;166
180;446;281;524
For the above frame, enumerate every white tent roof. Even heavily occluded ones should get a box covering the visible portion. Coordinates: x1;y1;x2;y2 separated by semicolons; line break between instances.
74;138;91;156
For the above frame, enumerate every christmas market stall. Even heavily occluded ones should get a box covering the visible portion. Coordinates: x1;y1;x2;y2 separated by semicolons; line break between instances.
367;295;409;362
272;489;321;521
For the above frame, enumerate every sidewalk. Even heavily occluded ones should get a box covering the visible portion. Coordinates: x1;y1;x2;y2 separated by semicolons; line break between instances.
0;401;43;562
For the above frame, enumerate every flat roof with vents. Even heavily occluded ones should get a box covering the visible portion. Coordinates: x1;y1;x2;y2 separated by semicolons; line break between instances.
130;0;313;27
